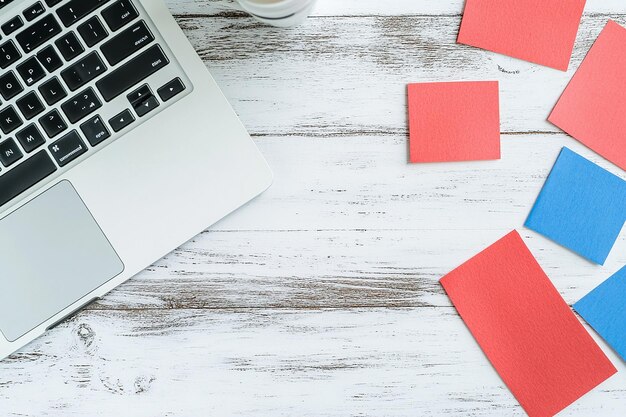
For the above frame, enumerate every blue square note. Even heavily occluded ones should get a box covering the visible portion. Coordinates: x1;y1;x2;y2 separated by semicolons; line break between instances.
575;266;626;361
525;147;626;264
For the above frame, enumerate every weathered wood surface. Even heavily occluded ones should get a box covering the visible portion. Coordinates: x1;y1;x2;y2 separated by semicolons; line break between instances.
172;11;626;137
2;309;626;417
1;0;625;416
165;0;626;16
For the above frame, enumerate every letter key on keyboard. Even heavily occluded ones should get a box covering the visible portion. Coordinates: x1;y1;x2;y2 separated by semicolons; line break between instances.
0;138;23;167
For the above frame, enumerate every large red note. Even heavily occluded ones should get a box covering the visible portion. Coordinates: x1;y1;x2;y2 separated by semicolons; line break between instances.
549;20;626;171
440;231;616;417
458;0;587;71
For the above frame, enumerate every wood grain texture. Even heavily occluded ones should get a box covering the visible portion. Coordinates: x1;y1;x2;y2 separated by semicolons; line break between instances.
164;0;626;16
175;13;626;136
2;0;626;416
1;309;625;416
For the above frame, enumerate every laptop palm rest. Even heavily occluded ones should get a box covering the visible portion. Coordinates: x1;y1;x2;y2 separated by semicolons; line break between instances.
0;181;124;342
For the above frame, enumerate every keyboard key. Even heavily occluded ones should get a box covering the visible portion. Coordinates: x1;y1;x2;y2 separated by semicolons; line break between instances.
45;0;62;6
102;0;138;32
0;40;22;69
81;114;110;146
39;77;67;105
56;0;111;27
158;78;185;102
109;108;133;132
17;57;46;86
0;71;24;100
97;44;169;101
61;52;106;91
0;0;15;10
55;32;84;61
39;109;67;137
0;138;23;167
77;16;108;47
2;16;24;36
16;123;46;152
49;130;87;166
24;2;46;22
0;106;23;134
0;150;56;207
127;83;151;105
61;87;102;123
16;14;62;53
100;20;154;66
134;94;159;117
16;91;45;120
37;46;63;72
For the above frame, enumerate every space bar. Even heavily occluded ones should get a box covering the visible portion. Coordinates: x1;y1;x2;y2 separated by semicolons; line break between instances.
0;151;57;207
96;45;170;102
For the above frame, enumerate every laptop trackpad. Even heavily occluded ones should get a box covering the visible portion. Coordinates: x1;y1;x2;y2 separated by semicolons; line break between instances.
0;181;124;342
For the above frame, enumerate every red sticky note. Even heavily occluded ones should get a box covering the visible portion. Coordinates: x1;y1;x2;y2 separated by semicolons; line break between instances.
440;231;616;417
549;20;626;171
458;0;587;71
408;81;500;163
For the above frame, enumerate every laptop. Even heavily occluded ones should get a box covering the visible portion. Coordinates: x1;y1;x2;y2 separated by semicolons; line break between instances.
0;0;272;360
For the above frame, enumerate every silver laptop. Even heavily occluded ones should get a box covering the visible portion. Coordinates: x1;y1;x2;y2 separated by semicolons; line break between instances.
0;0;272;359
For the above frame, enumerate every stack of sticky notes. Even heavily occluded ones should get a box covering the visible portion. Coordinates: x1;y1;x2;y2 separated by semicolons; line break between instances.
404;0;626;415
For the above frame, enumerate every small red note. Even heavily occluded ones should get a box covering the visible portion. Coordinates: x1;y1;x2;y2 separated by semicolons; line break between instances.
458;0;587;71
407;81;500;163
440;231;616;417
549;20;626;171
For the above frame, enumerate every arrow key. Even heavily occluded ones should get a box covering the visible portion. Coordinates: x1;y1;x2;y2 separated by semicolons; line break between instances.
134;95;159;117
127;84;152;106
109;108;134;132
157;78;185;102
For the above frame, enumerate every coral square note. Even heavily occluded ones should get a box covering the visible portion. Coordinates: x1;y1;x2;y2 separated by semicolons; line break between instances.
440;231;616;417
458;0;587;71
408;81;500;163
549;20;626;171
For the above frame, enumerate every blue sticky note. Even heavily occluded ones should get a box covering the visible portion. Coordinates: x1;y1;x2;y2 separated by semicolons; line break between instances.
575;266;626;361
525;147;626;264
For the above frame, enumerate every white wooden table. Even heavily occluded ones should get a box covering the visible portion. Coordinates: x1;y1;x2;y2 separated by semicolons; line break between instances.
1;1;625;415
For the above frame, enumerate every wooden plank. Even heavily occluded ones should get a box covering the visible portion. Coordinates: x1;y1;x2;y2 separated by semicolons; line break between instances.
165;0;626;16
1;308;624;416
90;228;626;311
175;14;626;136
211;134;625;232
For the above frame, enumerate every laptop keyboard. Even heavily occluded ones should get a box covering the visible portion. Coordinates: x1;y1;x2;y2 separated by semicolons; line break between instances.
0;0;190;208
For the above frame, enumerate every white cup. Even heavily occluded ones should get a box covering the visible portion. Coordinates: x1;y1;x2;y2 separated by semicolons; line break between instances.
236;0;317;27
